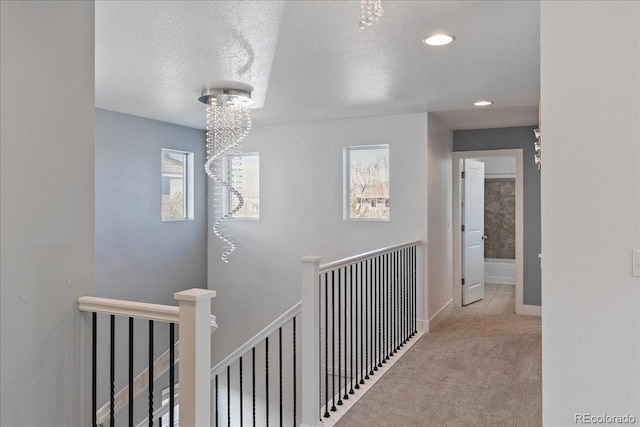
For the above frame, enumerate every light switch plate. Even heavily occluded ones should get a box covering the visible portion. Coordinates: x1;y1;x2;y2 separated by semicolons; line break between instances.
633;250;640;277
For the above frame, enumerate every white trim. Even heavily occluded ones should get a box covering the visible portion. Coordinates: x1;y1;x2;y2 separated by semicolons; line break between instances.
518;304;541;317
210;301;302;379
78;296;218;329
417;319;429;333
427;299;453;332
78;296;180;323
161;148;195;221
452;149;526;314
485;173;516;179
343;144;391;221
320;240;423;272
316;332;424;427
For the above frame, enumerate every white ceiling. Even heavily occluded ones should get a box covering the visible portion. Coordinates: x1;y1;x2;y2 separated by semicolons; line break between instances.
95;0;540;131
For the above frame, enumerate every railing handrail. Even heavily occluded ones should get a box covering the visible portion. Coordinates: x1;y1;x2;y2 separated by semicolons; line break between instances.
319;240;422;272
78;295;180;323
78;295;218;329
210;301;302;379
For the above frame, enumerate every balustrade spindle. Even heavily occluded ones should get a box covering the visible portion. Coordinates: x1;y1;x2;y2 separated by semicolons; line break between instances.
403;249;407;342
330;270;336;412
265;337;270;426
240;357;243;427
400;249;405;347
110;315;115;426
215;375;219;427
370;259;374;373
129;317;134;427
343;267;349;401
364;259;369;380
293;317;297;427
378;256;383;368
383;253;388;363
405;248;409;342
349;264;355;395
148;321;154;427
227;365;231;427
369;258;374;376
169;323;175;427
279;327;283;427
359;261;364;385
393;251;398;354
337;268;343;406
92;313;97;427
323;272;330;418
413;248;418;335
385;253;390;362
252;348;256;427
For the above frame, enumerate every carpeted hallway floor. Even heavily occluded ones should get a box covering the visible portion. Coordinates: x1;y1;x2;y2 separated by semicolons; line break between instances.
334;284;541;427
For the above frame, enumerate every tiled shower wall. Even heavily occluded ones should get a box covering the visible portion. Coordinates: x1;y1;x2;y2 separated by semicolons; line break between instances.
485;178;515;259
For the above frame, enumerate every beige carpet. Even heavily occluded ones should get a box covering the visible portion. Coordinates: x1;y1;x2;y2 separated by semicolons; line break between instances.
335;285;541;427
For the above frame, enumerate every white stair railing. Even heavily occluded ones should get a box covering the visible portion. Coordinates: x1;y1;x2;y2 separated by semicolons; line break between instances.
78;288;216;427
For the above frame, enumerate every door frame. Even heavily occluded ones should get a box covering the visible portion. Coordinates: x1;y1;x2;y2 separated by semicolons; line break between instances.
452;149;525;313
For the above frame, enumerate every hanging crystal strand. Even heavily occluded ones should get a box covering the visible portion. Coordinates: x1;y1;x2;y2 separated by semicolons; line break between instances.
205;98;251;263
359;0;383;29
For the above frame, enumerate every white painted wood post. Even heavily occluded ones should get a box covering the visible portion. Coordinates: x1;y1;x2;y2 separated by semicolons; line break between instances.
301;256;322;427
415;242;427;333
174;288;217;427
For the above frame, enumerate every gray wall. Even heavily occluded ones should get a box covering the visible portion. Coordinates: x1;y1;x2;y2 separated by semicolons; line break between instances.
453;126;541;306
0;2;95;425
95;109;207;304
95;109;207;422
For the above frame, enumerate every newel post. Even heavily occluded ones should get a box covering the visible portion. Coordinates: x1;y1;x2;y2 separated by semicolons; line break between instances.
174;288;217;427
301;256;322;427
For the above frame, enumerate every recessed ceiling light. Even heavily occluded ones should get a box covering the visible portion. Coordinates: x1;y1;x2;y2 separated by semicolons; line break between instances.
474;100;494;107
424;34;455;46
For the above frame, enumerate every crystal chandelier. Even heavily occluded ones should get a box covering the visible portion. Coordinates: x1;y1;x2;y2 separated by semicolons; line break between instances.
199;87;253;263
360;0;383;29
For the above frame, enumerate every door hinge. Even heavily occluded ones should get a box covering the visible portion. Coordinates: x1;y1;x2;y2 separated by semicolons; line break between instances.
461;224;465;232
462;278;465;285
461;171;465;179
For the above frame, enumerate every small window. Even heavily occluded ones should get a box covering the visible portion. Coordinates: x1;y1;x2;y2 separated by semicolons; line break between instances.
344;145;390;220
228;153;259;219
162;149;194;221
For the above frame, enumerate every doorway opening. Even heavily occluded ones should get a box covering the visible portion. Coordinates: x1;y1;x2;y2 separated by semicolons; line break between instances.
452;149;526;314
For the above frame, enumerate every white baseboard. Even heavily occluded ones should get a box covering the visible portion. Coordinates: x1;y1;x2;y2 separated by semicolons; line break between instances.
517;304;541;317
485;275;516;285
427;299;453;332
417;319;429;333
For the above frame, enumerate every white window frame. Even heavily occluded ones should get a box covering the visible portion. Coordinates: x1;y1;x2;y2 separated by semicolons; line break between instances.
225;152;260;220
343;144;390;221
161;148;194;221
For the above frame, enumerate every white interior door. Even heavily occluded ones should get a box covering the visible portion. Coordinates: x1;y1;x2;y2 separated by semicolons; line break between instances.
462;159;485;305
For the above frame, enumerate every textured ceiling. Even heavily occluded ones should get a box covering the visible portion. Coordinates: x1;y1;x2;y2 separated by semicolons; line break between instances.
95;1;540;130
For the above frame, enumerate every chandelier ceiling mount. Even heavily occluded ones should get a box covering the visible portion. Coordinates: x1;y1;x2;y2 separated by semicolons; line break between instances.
198;87;253;108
